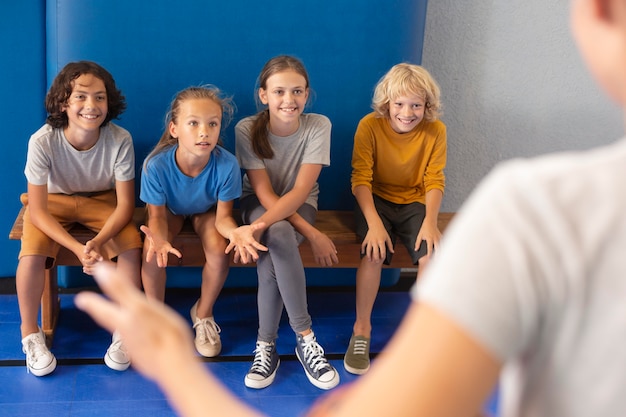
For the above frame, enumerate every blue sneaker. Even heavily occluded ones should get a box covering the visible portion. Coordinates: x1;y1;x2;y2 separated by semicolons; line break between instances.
245;340;280;389
295;331;339;390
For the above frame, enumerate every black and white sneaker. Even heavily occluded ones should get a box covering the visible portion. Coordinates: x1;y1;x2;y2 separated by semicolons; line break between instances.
244;340;280;389
295;331;339;390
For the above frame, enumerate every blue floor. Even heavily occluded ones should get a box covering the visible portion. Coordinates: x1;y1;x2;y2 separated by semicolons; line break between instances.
0;280;499;416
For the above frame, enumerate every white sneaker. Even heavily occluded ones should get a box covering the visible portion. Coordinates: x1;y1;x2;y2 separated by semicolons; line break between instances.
190;300;222;357
104;331;130;371
21;328;56;376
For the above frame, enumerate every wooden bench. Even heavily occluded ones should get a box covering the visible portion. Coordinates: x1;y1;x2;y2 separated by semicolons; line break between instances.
9;207;455;343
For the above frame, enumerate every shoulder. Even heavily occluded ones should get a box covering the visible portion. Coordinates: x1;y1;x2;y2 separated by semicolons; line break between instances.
422;119;446;134
302;113;331;128
215;145;238;164
102;123;132;141
29;124;56;143
235;115;256;134
357;112;383;128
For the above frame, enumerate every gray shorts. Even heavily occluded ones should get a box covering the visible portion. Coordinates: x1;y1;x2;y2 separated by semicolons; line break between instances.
355;194;427;265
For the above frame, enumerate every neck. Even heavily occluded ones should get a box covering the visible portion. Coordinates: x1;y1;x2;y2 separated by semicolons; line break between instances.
63;126;100;151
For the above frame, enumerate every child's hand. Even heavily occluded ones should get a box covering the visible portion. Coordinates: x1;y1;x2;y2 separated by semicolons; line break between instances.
74;262;198;383
79;240;104;275
140;225;182;267
415;222;442;258
308;230;339;266
361;221;393;263
225;223;268;264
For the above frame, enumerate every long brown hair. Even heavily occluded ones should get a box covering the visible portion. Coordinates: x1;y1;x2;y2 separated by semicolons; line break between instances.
144;85;234;167
250;55;310;159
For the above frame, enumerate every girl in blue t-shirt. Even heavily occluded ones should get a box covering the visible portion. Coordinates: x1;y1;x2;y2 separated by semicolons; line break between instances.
140;86;266;358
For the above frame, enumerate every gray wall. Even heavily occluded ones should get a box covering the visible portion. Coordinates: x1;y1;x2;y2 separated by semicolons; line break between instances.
422;1;624;211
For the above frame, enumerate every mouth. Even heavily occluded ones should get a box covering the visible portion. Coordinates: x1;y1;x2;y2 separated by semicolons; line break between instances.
80;114;101;120
396;117;417;126
279;107;298;114
196;141;213;147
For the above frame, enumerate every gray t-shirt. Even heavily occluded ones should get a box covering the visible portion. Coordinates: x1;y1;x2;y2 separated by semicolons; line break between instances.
24;123;135;194
415;138;626;417
235;113;331;209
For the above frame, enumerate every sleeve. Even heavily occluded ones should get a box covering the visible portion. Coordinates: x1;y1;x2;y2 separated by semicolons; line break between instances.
235;118;265;170
350;116;375;193
113;132;135;182
139;157;167;206
217;153;243;202
414;161;549;361
301;114;331;167
422;122;447;193
24;136;51;186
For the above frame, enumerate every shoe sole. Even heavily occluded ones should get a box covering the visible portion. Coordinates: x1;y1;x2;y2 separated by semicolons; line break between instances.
295;348;340;390
104;353;130;371
190;300;222;357
28;356;57;377
343;358;370;375
244;358;280;389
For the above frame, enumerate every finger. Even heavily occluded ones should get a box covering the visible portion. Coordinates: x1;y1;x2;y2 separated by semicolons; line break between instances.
139;225;153;240
224;241;236;254
169;248;183;259
252;241;268;252
91;262;141;305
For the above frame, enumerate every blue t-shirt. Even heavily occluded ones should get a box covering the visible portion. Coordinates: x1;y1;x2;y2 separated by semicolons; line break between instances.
140;145;242;216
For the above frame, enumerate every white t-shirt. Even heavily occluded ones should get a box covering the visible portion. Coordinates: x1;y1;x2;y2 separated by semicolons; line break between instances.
25;123;135;194
415;138;626;417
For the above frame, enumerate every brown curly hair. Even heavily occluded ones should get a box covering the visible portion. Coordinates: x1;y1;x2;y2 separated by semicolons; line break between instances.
45;61;126;128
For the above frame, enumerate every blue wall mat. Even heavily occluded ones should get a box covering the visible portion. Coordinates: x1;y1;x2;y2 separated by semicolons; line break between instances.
46;0;428;210
17;0;427;285
0;1;46;277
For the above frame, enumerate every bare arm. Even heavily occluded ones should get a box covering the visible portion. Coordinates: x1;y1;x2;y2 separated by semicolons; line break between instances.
214;199;267;264
27;182;100;263
308;302;501;417
85;179;136;259
141;203;182;267
416;188;444;257
353;184;393;263
247;164;338;266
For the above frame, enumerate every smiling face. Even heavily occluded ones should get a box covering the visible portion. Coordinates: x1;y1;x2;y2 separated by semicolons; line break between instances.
170;98;222;162
62;73;108;140
387;94;426;133
259;70;309;136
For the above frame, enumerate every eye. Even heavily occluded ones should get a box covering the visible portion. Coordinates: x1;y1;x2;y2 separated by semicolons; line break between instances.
74;94;85;100
209;121;219;127
412;103;423;109
96;95;107;102
188;121;198;126
273;89;283;95
293;89;303;95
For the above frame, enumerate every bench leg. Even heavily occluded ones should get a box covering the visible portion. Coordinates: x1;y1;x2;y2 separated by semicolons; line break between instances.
41;266;60;347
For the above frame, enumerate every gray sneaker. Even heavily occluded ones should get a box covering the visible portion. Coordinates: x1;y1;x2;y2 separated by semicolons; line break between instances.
295;332;339;390
244;340;280;389
343;334;370;375
21;328;56;376
190;300;222;357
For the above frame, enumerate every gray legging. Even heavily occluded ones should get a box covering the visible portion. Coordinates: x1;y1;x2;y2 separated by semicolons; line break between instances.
240;196;316;342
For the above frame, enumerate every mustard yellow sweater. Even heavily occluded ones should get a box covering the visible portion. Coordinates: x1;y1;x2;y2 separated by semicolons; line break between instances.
351;112;447;205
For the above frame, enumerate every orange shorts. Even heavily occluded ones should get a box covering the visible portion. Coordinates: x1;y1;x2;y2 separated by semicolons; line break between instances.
19;191;142;266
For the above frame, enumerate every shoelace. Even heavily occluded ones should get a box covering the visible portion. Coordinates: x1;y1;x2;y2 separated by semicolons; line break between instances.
109;339;127;355
250;342;274;375
351;339;368;355
302;339;331;373
23;336;48;373
194;318;221;344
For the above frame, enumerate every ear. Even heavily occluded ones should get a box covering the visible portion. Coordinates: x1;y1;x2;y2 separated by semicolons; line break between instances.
168;121;178;139
258;88;268;105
